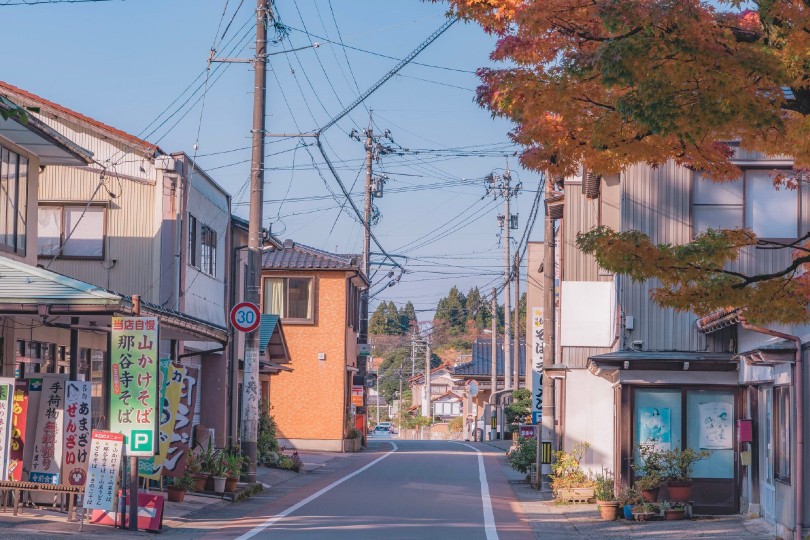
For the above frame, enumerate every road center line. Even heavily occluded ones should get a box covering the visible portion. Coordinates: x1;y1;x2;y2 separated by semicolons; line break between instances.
455;442;499;540
234;442;399;540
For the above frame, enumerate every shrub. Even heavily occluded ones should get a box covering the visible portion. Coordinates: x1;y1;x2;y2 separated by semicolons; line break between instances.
663;447;711;482
632;444;666;490
594;469;616;501
258;401;279;466
550;442;595;494
506;436;537;475
448;416;464;434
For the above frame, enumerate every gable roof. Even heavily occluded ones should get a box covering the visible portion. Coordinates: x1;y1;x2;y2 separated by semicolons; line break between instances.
262;239;362;272
409;362;454;384
0;81;160;158
452;338;527;378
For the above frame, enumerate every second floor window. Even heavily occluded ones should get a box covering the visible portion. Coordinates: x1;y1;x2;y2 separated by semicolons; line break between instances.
263;277;313;322
38;204;105;259
1;145;29;256
693;170;798;238
188;214;216;276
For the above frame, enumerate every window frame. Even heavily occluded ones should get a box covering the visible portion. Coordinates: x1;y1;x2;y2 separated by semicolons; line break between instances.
261;275;316;324
188;214;199;268
0;145;28;256
37;202;107;260
200;223;217;277
692;169;800;240
774;384;791;484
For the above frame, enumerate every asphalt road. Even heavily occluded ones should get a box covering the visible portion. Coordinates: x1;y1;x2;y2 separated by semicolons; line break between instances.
183;440;531;540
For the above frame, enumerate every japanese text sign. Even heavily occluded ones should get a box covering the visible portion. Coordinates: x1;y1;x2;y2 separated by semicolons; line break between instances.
531;307;543;422
8;380;29;481
163;365;197;477
84;430;124;511
110;316;159;456
30;376;65;484
0;379;13;480
62;381;91;486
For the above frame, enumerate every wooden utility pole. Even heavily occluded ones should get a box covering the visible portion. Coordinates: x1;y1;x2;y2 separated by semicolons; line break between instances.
360;119;373;343
241;0;269;483
513;252;520;389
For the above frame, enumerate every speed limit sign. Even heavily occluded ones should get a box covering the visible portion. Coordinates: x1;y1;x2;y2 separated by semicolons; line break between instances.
230;302;261;333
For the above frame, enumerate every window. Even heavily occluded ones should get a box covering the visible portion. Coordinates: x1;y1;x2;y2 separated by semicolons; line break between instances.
200;224;217;276
693;171;798;238
0;145;28;255
775;385;791;482
347;281;361;329
188;214;198;267
263;277;314;321
188;214;217;276
37;204;105;258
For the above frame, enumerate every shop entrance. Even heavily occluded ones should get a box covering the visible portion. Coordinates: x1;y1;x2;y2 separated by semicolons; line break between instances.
758;386;776;522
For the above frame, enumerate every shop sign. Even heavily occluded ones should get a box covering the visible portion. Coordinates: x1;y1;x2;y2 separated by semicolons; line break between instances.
351;385;364;407
0;379;13;480
139;357;175;479
30;376;66;484
22;378;42;477
8;380;29;481
241;346;260;442
62;381;91;486
110;316;159;456
531;307;543;422
84;430;124;511
163;365;198;477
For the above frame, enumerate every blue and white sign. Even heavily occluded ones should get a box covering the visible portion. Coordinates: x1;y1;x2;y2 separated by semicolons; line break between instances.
230;302;261;333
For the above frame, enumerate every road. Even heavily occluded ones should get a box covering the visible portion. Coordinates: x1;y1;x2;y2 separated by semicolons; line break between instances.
170;440;531;540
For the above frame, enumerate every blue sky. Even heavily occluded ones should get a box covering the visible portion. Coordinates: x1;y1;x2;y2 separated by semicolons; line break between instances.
1;0;543;319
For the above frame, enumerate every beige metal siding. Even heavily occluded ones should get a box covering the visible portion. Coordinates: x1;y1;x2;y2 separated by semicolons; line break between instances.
562;186;602;281
38;166;161;302
620;161;795;352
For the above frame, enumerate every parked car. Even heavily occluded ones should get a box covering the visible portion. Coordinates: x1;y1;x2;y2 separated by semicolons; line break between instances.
372;425;391;437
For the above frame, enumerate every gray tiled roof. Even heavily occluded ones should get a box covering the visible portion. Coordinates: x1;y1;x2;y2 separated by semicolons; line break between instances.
262;239;361;270
453;338;527;377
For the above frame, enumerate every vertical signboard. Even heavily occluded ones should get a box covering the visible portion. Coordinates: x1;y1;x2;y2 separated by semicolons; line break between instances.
30;376;65;484
163;365;198;477
0;380;14;480
531;307;543;424
22;378;42;479
241;346;260;441
8;380;29;481
62;381;91;486
84;430;124;511
139;357;173;479
110;316;159;456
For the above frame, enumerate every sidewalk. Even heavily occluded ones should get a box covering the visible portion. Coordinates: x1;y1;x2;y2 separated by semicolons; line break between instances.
0;449;342;538
480;439;777;539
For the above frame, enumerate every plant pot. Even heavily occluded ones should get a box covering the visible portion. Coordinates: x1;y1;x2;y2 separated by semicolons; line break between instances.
666;481;692;502
623;505;634;520
556;487;595;503
192;473;209;492
665;509;686;521
166;487;186;503
634;512;655;522
597;500;620;520
213;476;227;494
641;487;660;502
225;477;238;493
205;475;214;491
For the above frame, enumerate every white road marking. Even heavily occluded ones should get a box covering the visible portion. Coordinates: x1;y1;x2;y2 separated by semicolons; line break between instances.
456;442;499;540
234;442;398;540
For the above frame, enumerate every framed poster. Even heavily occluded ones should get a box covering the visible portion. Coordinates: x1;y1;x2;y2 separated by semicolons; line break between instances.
638;407;671;451
699;401;732;449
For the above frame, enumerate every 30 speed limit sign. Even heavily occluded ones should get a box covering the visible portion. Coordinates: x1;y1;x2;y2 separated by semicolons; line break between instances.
230;302;261;333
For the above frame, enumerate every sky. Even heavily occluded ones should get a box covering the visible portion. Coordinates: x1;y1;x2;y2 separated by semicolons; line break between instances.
1;0;544;320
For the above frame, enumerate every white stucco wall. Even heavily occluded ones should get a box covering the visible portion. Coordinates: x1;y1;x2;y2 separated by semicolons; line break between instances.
563;369;614;474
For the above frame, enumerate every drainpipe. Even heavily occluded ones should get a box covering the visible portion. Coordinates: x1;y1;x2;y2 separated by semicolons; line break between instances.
740;318;803;540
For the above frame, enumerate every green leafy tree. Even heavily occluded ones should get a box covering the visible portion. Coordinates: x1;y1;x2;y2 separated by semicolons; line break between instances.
505;388;532;433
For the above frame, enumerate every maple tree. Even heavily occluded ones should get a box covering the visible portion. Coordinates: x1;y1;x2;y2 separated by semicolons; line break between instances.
438;0;810;323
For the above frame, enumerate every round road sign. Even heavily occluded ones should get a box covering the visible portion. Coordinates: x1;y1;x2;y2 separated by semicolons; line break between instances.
230;302;261;333
467;380;479;397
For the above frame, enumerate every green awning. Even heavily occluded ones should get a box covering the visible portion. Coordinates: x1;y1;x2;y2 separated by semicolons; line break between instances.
259;314;290;363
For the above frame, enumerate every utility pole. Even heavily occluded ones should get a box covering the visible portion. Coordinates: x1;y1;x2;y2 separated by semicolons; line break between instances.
541;175;558;491
360;119;373;343
513;252;521;389
423;336;431;417
242;0;269;483
490;288;497;441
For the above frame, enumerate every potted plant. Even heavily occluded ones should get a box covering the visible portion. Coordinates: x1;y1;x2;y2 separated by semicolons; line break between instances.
663;448;711;502
631;502;657;521
661;501;687;521
186;451;207;492
618;487;641;520
633;444;665;502
224;451;244;493
594;469;619;520
550;442;596;503
211;452;228;494
167;470;195;503
197;439;219;491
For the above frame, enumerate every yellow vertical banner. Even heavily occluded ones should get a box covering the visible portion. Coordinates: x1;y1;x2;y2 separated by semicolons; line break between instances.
139;363;184;480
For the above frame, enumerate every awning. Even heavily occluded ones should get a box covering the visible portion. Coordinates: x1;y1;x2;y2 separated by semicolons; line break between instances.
259;314;290;363
0;95;93;166
0;258;228;344
588;350;737;375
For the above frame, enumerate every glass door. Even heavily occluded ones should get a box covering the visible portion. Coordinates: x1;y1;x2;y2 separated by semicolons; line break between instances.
759;386;775;522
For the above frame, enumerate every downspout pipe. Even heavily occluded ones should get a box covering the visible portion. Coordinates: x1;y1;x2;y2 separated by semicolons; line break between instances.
740;317;803;540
